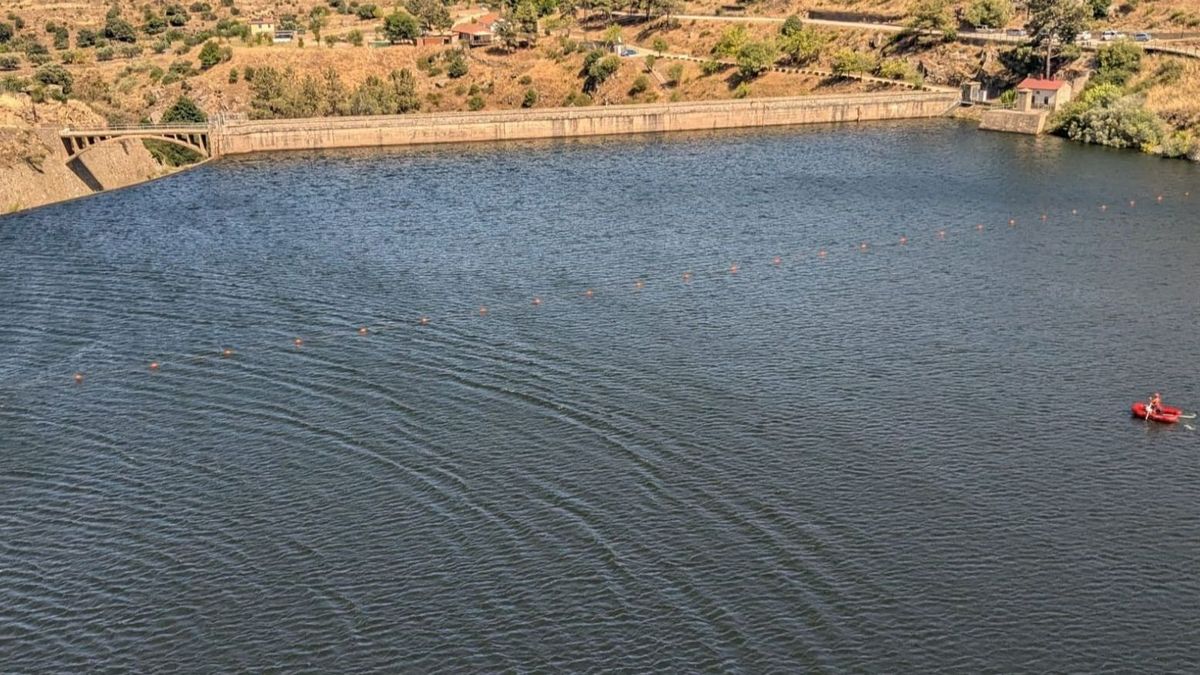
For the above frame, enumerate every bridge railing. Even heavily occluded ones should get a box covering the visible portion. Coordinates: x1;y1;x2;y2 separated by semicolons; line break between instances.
61;123;211;133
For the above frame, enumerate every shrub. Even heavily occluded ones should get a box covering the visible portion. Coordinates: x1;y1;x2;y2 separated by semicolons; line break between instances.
96;46;116;61
522;87;537;107
876;58;911;80
781;15;804;37
584;53;620;91
651;37;668;53
518;74;532;85
347;29;363;47
831;49;876;77
733;82;749;98
169;59;196;76
0;74;28;91
34;63;73;93
243;65;254;81
445;49;468;78
228;67;238;83
198;39;221;68
0;22;12;44
0;54;19;70
667;62;684;85
105;15;138;43
161;94;207;122
1093;40;1143;86
700;60;725;76
563;90;591;106
629;74;650;95
467;94;485;110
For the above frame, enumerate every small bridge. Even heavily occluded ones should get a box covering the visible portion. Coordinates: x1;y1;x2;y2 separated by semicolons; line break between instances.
59;124;215;160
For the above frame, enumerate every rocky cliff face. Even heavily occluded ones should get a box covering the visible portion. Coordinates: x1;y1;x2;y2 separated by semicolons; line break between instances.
1;94;173;215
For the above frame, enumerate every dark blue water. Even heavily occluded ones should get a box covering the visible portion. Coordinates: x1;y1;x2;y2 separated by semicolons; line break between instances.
2;120;1199;671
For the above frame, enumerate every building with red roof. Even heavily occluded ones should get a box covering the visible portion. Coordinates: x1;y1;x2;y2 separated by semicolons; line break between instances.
1016;77;1074;111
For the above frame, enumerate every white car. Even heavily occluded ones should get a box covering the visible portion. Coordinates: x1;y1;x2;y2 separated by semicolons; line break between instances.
1101;30;1126;41
1078;31;1092;41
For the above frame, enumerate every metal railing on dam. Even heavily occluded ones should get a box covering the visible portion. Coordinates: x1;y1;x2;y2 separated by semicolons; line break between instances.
55;91;961;160
210;91;961;157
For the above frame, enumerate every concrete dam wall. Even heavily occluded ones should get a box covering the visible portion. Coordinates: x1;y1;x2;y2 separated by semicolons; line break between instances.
212;92;960;156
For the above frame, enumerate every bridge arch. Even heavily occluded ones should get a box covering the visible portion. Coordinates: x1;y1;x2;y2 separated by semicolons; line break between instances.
61;130;212;162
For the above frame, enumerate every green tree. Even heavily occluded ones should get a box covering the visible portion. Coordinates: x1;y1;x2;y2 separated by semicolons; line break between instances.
445;49;468;78
522;87;538;107
651;37;668;53
907;0;957;40
512;0;539;41
383;11;420;43
781;15;804;37
583;51;620;91
1093;39;1142;85
1027;0;1088;79
198;40;222;68
161;95;207;122
391;68;420;112
308;8;328;46
735;39;778;79
964;0;1014;29
629;74;649;94
666;61;683;85
712;24;748;58
830;49;877;77
406;0;451;32
778;25;827;65
1086;0;1110;19
348;74;398;115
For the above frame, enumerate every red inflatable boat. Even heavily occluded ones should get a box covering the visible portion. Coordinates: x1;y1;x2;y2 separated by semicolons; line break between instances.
1131;402;1182;424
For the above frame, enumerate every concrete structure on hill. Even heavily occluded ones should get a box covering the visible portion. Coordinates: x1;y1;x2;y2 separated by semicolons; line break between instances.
249;19;274;36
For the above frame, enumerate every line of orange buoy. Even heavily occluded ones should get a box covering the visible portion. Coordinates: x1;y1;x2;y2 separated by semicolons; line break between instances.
46;191;1189;388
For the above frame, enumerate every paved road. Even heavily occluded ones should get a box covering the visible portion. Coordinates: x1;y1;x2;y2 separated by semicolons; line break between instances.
614;11;1199;59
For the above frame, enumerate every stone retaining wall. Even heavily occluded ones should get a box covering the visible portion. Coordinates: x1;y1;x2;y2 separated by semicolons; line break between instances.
213;92;960;156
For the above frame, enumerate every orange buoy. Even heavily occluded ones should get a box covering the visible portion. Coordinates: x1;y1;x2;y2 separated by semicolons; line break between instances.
293;338;303;348
149;361;160;371
584;288;594;298
73;372;84;384
634;279;645;290
976;223;984;231
532;296;542;306
859;241;868;251
222;348;234;358
682;272;692;282
358;326;368;336
418;315;430;326
772;255;782;266
937;230;946;239
1041;214;1047;221
1157;195;1163;202
899;235;908;245
479;306;489;316
1129;199;1136;207
1008;218;1016;226
818;249;827;258
729;263;739;274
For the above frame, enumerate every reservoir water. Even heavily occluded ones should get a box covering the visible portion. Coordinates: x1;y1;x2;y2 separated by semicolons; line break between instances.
2;120;1199;671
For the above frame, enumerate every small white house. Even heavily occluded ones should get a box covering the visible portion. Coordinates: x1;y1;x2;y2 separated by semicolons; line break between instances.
1016;77;1073;111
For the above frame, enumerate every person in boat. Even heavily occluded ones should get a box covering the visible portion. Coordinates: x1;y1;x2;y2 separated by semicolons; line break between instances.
1147;392;1163;416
